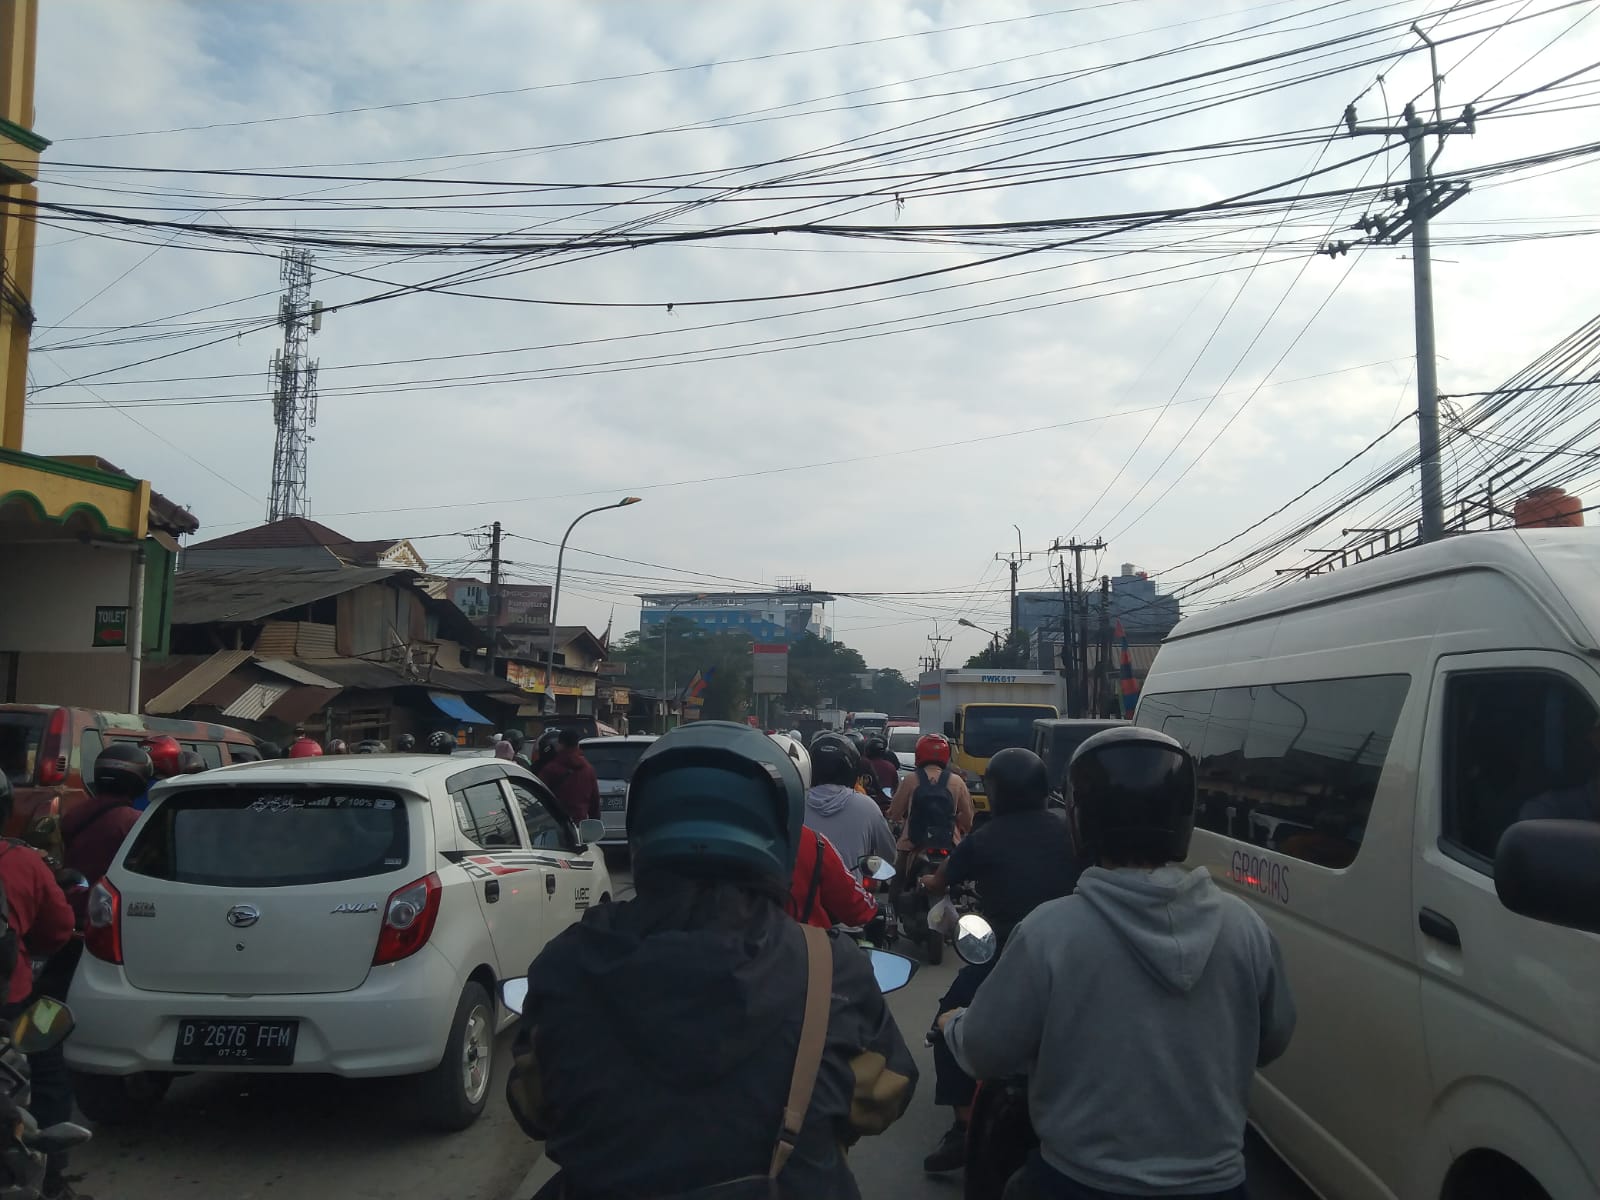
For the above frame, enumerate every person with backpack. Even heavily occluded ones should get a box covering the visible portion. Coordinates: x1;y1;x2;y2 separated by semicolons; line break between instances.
505;722;917;1198
537;729;601;824
63;743;151;887
787;829;878;931
0;773;81;1199
887;733;975;872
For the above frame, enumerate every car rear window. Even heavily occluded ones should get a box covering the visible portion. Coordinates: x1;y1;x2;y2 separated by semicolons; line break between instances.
123;787;410;888
583;743;649;782
888;730;921;755
0;712;46;787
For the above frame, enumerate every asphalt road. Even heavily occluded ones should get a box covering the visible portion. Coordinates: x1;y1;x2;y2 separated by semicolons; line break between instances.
68;861;1315;1200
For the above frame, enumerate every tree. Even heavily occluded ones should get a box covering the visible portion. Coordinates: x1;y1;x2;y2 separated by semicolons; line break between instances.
964;630;1032;670
785;633;867;710
608;622;753;722
869;668;916;715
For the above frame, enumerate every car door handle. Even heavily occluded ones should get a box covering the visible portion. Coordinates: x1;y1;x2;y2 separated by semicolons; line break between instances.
546;875;557;896
484;880;500;904
1418;907;1460;947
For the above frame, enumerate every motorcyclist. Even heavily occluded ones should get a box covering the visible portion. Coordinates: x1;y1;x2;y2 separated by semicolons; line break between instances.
887;733;974;872
776;739;878;932
861;736;899;799
940;728;1297;1200
505;721;917;1198
63;743;150;887
0;774;79;1200
533;728;562;774
803;733;895;871
917;747;1081;1173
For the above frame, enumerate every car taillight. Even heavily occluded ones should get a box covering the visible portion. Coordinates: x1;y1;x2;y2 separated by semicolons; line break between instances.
85;879;122;964
373;873;442;966
37;709;68;787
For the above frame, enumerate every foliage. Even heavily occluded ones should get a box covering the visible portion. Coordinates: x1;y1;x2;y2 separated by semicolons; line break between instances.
963;630;1033;670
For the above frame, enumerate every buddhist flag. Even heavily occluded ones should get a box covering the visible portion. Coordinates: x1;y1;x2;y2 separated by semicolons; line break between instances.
1116;620;1139;718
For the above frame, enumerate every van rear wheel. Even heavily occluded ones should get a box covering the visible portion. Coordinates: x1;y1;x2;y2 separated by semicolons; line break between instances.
71;1070;171;1125
414;981;493;1132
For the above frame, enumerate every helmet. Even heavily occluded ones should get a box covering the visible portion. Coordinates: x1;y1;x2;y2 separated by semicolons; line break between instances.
809;732;861;788
354;740;385;754
499;730;523;748
862;736;888;761
537;728;562;757
1067;727;1196;865
327;739;349;755
396;733;416;752
288;737;323;759
494;741;516;760
767;733;812;789
843;730;866;751
175;750;207;775
143;735;182;778
915;733;952;767
628;721;805;886
984;747;1049;816
427;730;456;755
787;729;802;741
94;742;154;797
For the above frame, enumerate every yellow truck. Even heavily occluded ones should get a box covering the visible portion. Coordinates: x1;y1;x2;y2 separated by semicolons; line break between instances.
917;669;1068;817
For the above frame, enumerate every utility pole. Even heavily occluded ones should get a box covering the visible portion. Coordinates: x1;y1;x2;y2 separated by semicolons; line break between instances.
266;248;322;522
1340;30;1473;543
997;524;1039;645
484;521;502;679
1056;556;1073;697
926;633;951;671
1097;575;1112;718
1049;537;1105;717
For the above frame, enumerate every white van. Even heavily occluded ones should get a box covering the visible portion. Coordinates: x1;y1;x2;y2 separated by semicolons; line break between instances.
1137;527;1600;1200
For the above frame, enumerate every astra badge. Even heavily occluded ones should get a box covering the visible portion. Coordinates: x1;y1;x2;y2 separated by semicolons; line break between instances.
331;901;380;914
225;905;260;928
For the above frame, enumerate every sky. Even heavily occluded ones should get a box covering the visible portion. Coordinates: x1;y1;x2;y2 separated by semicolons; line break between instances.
20;0;1600;675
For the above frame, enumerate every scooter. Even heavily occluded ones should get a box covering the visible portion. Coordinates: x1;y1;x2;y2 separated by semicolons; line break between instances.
0;997;93;1200
896;845;952;965
854;855;898;950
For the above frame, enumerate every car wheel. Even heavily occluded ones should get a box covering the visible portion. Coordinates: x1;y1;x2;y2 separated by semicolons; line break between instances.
71;1070;172;1125
414;981;494;1131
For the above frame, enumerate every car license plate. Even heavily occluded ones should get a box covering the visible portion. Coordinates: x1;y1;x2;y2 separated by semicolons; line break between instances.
602;794;626;811
173;1019;298;1066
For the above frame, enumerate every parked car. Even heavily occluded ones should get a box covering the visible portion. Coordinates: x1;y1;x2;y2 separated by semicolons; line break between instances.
65;753;612;1131
1029;717;1126;805
581;735;657;847
1137;527;1600;1200
0;705;259;837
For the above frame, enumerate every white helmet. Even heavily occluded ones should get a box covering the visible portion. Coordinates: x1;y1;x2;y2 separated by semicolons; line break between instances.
767;733;812;789
787;728;802;741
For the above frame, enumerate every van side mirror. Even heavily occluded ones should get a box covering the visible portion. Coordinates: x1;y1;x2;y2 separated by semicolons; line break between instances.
943;721;955;739
1495;819;1600;934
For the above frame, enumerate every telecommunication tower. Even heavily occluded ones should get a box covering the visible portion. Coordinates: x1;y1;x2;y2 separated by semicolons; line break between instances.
266;248;322;522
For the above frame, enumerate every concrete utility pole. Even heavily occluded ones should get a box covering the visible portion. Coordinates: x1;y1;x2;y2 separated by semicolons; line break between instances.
1340;29;1473;543
484;521;502;679
925;633;951;670
1097;575;1112;718
1049;537;1105;717
997;525;1039;641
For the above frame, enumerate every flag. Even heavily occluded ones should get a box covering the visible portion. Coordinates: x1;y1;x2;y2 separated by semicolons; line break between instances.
600;607;614;651
687;666;716;701
1116;620;1139;718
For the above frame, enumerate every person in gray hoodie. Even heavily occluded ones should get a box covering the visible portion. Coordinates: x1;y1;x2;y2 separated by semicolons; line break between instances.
942;726;1296;1200
804;733;896;872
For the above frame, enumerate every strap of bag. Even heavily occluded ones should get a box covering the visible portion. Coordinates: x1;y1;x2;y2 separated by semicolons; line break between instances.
799;831;826;923
768;923;832;1179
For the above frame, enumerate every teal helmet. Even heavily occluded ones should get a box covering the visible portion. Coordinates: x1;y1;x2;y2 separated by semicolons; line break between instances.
627;721;806;886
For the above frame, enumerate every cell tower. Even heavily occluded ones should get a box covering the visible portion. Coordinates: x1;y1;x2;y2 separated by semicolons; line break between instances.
266;248;322;522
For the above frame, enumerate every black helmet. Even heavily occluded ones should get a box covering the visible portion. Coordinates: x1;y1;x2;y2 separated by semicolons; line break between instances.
94;742;155;798
396;733;417;752
627;721;805;886
537;728;562;757
862;736;889;760
1067;727;1196;865
426;731;456;755
499;730;523;749
843;730;866;750
985;747;1049;816
354;739;385;754
176;750;207;775
809;732;861;788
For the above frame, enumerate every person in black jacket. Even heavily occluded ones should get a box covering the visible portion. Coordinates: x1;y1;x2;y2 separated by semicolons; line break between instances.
506;721;918;1199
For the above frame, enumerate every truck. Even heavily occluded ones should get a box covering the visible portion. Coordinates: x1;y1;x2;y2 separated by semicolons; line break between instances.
917;669;1069;816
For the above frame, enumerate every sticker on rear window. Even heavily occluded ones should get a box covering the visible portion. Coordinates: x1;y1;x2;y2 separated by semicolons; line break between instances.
250;795;305;813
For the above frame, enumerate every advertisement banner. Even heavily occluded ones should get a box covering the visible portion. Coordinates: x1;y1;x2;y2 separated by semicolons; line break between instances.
505;661;596;697
751;642;788;696
448;580;552;627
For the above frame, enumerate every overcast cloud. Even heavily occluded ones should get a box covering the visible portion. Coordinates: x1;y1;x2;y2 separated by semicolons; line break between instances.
22;0;1600;672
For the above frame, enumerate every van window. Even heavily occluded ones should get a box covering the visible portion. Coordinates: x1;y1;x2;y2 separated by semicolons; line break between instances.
1138;676;1409;869
0;712;45;786
454;780;522;849
182;741;224;769
1444;670;1600;868
123;787;409;887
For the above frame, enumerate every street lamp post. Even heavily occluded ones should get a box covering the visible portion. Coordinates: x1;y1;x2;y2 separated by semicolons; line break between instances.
660;593;707;732
958;617;1002;657
544;497;642;716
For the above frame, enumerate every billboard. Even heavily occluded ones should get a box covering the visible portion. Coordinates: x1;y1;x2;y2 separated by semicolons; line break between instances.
751;642;788;696
448;580;552;627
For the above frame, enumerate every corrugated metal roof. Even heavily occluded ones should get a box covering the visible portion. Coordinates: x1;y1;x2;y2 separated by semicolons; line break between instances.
222;681;292;721
289;658;414;690
144;650;253;715
172;567;403;625
255;658;342;689
267;685;339;726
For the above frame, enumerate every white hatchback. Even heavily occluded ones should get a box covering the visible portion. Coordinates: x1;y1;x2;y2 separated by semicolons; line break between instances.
66;754;612;1130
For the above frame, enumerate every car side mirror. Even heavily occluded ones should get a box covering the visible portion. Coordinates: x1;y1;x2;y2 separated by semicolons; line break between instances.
1495;819;1600;934
576;818;605;847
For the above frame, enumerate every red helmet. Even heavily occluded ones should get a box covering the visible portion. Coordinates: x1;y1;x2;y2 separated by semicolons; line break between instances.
143;735;182;778
915;733;951;767
288;737;324;759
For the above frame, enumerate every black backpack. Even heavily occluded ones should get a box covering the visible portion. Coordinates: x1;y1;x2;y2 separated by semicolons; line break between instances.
907;768;956;850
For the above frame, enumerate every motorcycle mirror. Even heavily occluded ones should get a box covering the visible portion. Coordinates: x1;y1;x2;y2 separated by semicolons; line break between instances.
866;949;917;994
954;914;998;965
12;997;74;1055
25;1122;92;1154
500;978;529;1017
858;855;897;882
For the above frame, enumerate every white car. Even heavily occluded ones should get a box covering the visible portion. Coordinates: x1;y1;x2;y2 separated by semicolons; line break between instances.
581;734;657;846
66;754;612;1131
887;726;921;771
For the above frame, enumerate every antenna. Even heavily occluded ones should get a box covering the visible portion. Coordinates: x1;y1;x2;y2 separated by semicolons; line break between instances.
267;248;321;522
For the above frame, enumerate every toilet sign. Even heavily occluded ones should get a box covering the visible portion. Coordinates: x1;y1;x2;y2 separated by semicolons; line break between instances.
93;605;130;647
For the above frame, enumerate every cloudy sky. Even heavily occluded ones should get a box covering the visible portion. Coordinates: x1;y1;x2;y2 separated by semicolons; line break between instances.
21;0;1600;672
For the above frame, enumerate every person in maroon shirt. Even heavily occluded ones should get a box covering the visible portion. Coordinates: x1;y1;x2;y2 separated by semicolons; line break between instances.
537;729;601;824
861;737;900;807
62;743;150;888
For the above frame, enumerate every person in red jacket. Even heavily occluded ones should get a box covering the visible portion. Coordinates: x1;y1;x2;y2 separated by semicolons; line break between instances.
786;828;879;929
63;743;151;887
537;729;601;824
0;772;79;1200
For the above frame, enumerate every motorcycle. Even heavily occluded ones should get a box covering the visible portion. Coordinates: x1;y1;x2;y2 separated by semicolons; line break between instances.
927;914;1039;1200
0;997;92;1200
896;844;952;965
854;855;898;950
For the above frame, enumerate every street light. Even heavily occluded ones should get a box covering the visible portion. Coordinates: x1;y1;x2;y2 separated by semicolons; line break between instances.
958;617;1002;655
661;593;707;732
544;497;643;715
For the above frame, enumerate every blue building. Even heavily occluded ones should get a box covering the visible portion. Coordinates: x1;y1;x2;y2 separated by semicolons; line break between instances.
1016;565;1178;670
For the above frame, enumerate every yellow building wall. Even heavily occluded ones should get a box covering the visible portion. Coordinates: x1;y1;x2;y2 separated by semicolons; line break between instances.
1;0;42;452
